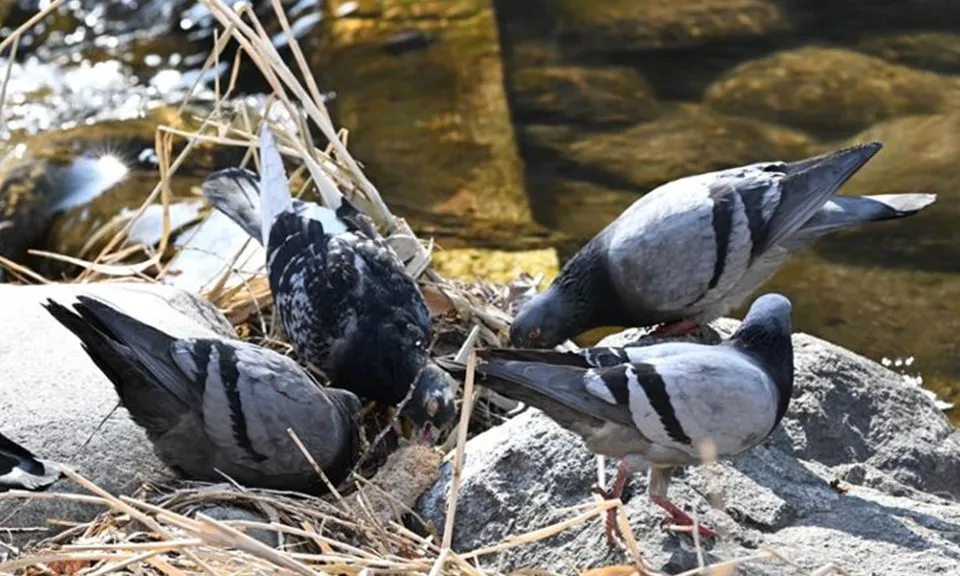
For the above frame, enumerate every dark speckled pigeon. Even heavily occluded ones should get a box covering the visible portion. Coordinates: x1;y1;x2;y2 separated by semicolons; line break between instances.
200;127;456;442
440;293;794;544
510;142;935;348
44;296;362;492
0;432;62;492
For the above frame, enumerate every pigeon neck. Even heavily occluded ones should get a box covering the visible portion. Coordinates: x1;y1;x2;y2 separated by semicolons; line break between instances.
553;241;626;333
730;323;794;427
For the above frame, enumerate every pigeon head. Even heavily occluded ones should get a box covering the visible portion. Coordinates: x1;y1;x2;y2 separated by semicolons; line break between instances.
730;293;794;421
509;288;570;349
401;361;458;444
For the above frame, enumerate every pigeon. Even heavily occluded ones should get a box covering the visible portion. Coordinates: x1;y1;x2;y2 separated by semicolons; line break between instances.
201;127;456;442
44;295;362;492
1;432;62;492
510;142;936;348
439;293;794;544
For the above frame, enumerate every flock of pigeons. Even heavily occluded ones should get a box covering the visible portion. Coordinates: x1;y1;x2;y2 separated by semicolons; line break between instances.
1;126;936;547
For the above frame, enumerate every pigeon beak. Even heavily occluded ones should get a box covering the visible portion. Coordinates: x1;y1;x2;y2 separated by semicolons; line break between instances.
418;422;438;445
786;141;881;189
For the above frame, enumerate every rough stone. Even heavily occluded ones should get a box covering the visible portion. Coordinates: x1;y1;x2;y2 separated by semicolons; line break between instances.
855;32;960;75
553;0;796;53
0;282;235;544
418;325;960;574
704;47;960;137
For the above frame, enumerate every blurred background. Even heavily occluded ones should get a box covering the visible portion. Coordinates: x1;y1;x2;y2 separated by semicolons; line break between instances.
0;0;957;421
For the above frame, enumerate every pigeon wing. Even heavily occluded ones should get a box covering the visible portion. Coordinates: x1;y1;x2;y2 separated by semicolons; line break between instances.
171;339;359;484
747;142;881;256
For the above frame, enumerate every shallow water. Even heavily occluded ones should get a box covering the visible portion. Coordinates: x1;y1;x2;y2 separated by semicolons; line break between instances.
2;0;957;421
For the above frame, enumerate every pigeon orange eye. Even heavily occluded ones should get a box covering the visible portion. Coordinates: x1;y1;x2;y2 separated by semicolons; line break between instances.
528;328;541;341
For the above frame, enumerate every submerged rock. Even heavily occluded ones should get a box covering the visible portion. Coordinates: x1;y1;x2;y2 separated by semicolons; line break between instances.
418;323;960;574
803;112;960;274
0;106;238;279
318;0;532;228
510;64;660;126
793;0;960;28
704;47;960;137
554;0;796;53
521;104;816;204
0;282;235;543
855;32;960;75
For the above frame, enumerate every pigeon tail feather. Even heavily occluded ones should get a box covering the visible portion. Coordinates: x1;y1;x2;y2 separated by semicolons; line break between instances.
758;141;881;254
790;193;936;243
42;297;199;439
0;432;61;492
477;352;635;428
259;125;295;246
202;168;265;243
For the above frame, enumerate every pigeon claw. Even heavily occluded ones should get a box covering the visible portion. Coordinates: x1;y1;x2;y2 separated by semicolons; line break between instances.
590;485;626;548
651;495;718;540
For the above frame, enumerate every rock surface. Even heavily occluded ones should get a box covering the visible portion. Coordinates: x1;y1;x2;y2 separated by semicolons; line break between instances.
0;282;235;543
165;210;267;295
418;322;960;574
705;47;960;137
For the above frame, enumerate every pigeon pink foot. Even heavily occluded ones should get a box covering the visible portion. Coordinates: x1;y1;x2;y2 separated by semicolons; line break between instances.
650;494;717;540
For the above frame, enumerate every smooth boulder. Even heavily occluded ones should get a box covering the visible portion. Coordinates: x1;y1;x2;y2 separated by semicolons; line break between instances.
0;282;235;542
418;322;960;574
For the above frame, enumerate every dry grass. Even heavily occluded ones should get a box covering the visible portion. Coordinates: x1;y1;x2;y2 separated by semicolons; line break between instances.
0;2;854;575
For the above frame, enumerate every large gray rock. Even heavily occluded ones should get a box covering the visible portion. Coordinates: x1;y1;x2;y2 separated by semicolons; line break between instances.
0;283;235;542
418;324;960;574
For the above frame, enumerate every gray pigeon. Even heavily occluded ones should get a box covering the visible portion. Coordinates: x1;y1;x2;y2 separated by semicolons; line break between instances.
43;296;362;492
0;432;62;492
510;142;935;348
201;127;456;443
440;293;794;543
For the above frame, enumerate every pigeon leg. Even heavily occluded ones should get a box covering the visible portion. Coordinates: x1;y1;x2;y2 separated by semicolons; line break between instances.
650;494;718;540
590;459;631;546
651;318;701;337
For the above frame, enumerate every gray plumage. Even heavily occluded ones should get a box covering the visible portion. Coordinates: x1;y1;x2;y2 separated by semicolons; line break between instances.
43;296;362;492
0;432;62;492
510;142;936;347
441;293;794;539
200;128;456;435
